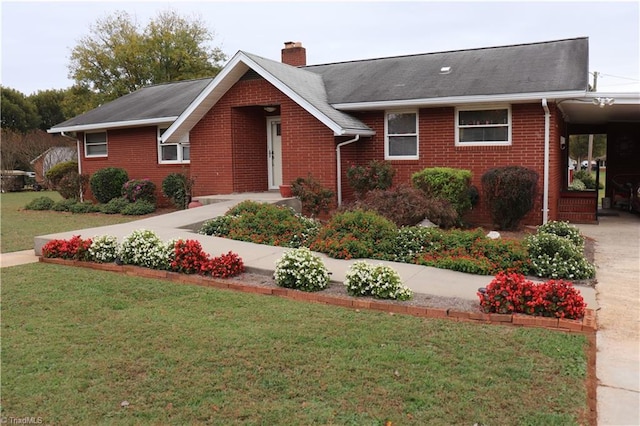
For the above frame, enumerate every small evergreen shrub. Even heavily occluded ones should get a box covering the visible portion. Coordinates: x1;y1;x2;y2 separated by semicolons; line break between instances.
346;160;396;198
51;198;78;212
90;167;129;203
525;233;595;280
344;261;412;300
309;210;397;259
481;166;539;230
162;173;191;209
57;172;88;200
25;196;54;210
274;247;330;292
88;235;119;263
411;167;472;220
121;200;156;216
45;160;78;189
536;220;585;249
291;174;334;217
568;179;586;191
573;170;601;190
69;201;101;214
117;229;173;269
100;197;130;214
122;178;156;204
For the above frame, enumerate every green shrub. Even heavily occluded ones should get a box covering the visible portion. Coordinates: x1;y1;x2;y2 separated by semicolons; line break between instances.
69;201;101;214
121;200;156;216
568;179;586;191
122;178;156;204
273;247;330;292
162;173;192;209
201;201;319;248
90;167;128;204
25;196;55;210
573;170;600;190
389;226;445;263
411;167;472;221
525;233;595;280
57;172;89;200
345;261;412;300
45;160;78;188
310;210;397;259
51;198;78;212
100;197;130;214
481;166;539;230
291;174;334;217
346;160;396;197
536;220;585;249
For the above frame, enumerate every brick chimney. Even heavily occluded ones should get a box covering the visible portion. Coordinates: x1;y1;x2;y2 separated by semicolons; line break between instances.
281;41;306;67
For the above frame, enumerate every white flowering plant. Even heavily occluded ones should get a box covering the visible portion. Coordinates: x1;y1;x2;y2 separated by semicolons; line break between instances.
117;229;174;270
273;247;330;292
536;220;585;249
88;235;119;263
345;261;412;300
525;233;595;280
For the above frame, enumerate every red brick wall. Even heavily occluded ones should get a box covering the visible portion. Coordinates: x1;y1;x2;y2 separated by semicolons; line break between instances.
78;127;190;206
344;103;563;226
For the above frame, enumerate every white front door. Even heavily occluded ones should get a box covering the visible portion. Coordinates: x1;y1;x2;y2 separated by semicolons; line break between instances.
267;117;282;189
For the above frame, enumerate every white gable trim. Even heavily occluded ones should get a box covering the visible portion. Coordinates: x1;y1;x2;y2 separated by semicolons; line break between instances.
161;51;373;143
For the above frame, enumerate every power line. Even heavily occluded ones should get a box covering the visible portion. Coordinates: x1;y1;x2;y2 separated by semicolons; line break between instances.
599;73;640;82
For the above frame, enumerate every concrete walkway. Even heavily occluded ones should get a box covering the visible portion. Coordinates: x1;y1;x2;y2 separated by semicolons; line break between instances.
576;213;640;426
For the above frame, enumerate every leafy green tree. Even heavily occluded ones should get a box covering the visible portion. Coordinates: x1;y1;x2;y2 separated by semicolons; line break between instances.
68;10;226;104
29;89;68;130
1;86;40;132
569;134;606;164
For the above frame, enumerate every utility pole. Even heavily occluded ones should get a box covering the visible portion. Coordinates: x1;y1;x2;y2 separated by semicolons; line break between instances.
592;71;599;92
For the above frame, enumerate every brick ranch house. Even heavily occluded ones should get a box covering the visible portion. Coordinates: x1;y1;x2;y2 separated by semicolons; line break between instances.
49;37;639;226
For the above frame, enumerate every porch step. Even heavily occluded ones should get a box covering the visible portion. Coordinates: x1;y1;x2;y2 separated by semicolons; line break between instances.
557;194;597;223
557;211;598;224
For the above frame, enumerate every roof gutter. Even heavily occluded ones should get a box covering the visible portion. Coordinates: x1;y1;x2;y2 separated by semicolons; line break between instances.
336;135;360;206
542;98;550;224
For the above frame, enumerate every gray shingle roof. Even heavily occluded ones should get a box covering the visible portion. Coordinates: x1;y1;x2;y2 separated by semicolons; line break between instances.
50;78;213;130
305;38;589;104
241;52;372;132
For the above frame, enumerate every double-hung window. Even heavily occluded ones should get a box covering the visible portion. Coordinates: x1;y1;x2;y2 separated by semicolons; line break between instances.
85;131;107;157
385;111;418;159
456;106;511;146
158;127;190;164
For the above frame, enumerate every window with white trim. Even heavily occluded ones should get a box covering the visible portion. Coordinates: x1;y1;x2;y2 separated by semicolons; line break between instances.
158;127;190;164
385;111;418;159
84;131;107;157
456;106;511;146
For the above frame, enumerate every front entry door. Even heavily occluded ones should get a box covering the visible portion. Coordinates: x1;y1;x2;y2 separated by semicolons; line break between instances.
267;117;282;189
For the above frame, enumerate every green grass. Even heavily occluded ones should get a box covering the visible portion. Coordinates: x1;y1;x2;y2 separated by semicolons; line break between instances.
2;263;590;425
0;191;143;253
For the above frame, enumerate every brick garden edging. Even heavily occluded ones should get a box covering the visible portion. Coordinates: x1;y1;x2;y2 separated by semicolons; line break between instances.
39;257;597;333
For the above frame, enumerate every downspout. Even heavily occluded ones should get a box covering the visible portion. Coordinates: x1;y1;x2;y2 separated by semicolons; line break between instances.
541;99;550;224
336;135;360;206
61;131;83;202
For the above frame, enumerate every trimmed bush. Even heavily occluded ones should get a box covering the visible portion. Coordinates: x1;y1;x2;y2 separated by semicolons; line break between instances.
57;171;88;200
525;233;595;280
69;201;101;214
162;173;191;209
25;196;54;210
45;160;78;189
90;167;128;204
51;198;78;212
291;174;334;217
122;178;156;204
345;261;412;300
346;160;396;198
309;210;397;259
100;197;130;214
273;247;330;292
481;166;539;230
121;200;156;216
411;167;472;220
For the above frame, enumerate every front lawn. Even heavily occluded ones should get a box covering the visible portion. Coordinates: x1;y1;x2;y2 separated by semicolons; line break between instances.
0;191;155;253
1;263;591;425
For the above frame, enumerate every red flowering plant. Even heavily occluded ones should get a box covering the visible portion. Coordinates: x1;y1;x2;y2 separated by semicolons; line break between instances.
201;251;245;278
42;235;92;261
478;272;587;319
170;239;210;274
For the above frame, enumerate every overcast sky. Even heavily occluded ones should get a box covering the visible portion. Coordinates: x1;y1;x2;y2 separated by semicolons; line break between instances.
2;1;639;95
